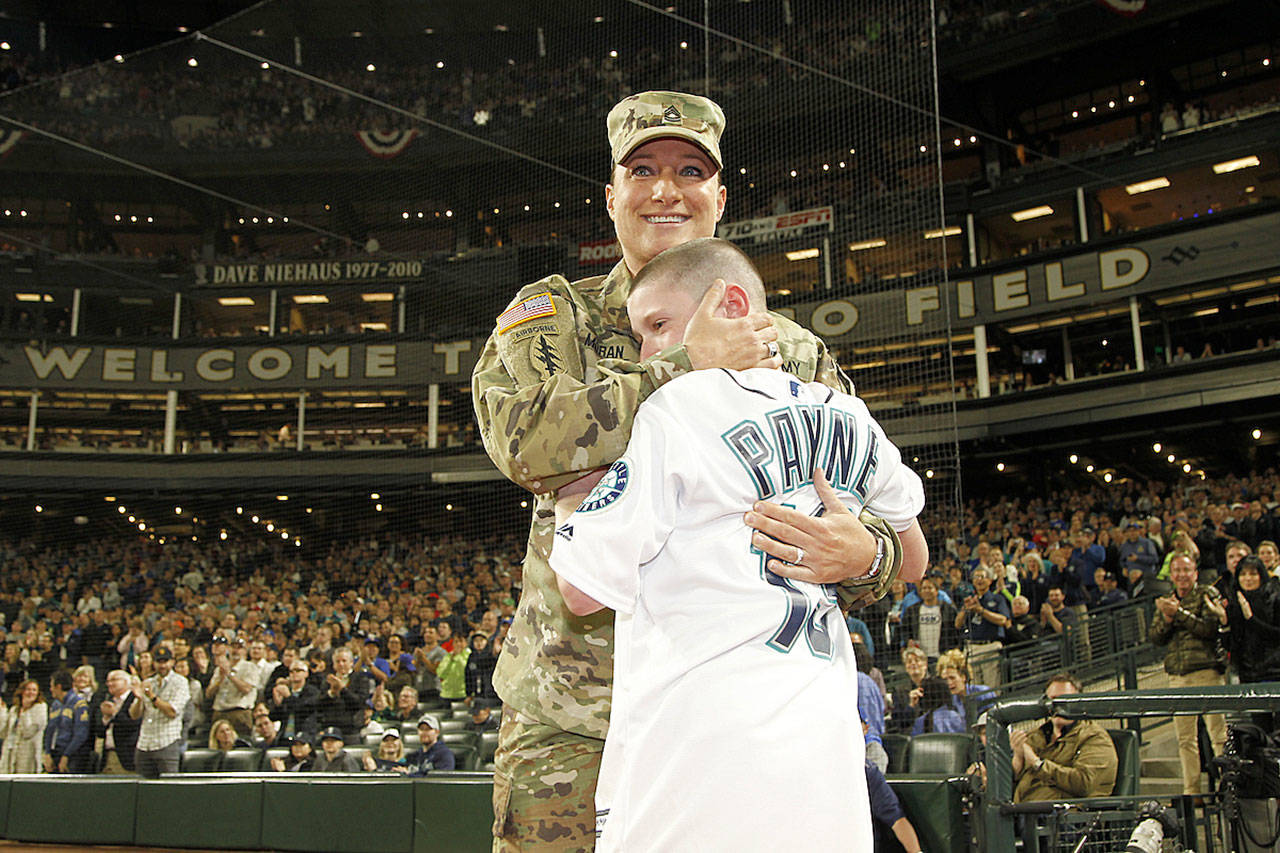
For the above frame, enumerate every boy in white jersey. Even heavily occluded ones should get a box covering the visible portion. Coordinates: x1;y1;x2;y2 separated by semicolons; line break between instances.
549;238;928;851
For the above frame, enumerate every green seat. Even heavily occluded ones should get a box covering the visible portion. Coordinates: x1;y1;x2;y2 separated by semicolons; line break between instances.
179;747;224;773
263;747;291;770
905;733;974;776
478;731;500;766
220;748;264;773
448;742;477;772
1108;728;1140;796
439;718;468;734
882;733;910;774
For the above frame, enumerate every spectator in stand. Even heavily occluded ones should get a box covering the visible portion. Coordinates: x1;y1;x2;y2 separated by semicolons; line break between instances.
250;708;283;749
911;676;966;735
1159;102;1180;133
362;727;408;773
205;637;257;737
116;618;149;672
464;631;499;705
858;661;888;773
437;629;469;704
1206;556;1280;732
358;636;389;690
942;564;974;604
1018;551;1050;614
888;646;930;734
1039;585;1077;637
95;669;141;774
43;668;93;773
1088;569;1128;609
0;679;48;773
955;566;1010;687
412;624;446;704
383;635;416;695
375;684;421;727
466;698;500;735
1118;521;1160;581
404;713;455;775
937;649;996;725
312;726;363;772
1215;541;1252;598
1149;551;1227;795
1005;596;1042;645
316;647;371;743
208;718;251;750
1067;528;1106;603
901;575;960;663
269;733;315;772
130;646;189;778
1258;540;1280;578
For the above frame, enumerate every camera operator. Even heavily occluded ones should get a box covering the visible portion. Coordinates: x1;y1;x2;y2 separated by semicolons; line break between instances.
1205;555;1280;731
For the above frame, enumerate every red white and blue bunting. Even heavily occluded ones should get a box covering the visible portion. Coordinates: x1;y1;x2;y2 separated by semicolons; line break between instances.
356;129;418;159
0;129;24;159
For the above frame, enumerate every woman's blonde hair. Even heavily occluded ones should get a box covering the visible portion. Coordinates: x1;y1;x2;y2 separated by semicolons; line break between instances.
936;648;969;680
208;719;238;750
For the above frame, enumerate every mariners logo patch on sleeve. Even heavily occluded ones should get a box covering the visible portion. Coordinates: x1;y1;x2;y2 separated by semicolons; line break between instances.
497;292;556;333
578;460;630;512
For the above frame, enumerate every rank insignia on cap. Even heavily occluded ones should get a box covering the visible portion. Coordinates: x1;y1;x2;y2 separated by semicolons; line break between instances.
663;104;681;123
497;292;556;333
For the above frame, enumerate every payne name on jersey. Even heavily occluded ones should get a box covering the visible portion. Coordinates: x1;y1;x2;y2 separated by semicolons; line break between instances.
721;386;880;504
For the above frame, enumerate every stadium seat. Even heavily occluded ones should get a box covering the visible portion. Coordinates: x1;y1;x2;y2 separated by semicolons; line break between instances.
403;734;421;750
1108;728;1140;796
180;748;224;773
905;733;974;776
447;743;477;772
263;747;290;770
221;748;264;773
347;747;371;768
442;731;478;752
363;732;384;748
478;731;499;766
882;733;910;774
439;719;468;734
449;700;470;718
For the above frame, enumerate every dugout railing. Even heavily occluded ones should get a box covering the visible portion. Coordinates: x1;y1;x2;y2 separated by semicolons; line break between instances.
982;684;1280;853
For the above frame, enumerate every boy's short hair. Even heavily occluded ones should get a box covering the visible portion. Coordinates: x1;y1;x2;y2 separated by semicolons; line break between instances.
630;237;766;308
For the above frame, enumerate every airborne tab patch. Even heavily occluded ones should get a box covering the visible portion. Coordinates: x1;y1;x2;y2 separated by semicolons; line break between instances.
497;292;556;333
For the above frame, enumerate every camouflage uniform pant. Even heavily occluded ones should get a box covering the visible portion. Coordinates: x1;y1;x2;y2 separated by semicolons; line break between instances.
492;704;604;852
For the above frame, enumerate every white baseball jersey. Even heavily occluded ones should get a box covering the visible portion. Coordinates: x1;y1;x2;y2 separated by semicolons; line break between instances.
550;367;925;852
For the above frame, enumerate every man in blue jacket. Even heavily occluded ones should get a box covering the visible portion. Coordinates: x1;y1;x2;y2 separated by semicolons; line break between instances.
44;669;92;773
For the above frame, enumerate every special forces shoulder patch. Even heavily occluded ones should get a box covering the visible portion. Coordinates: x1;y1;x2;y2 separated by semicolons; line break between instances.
578;460;630;512
497;292;556;333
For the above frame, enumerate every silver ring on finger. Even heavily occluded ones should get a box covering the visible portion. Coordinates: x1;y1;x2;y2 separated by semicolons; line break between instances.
795;546;805;565
766;341;780;359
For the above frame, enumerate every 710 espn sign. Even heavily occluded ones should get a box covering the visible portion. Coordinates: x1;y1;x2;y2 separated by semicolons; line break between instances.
718;206;834;243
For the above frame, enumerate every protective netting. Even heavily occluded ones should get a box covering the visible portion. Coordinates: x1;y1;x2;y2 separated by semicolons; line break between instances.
0;0;961;584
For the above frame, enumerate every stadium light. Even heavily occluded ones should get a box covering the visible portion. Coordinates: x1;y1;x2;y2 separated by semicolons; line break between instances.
34;505;42;513
1212;155;1259;174
1124;177;1170;195
924;227;961;239
1069;454;1078;464
1103;472;1113;483
848;239;887;252
292;295;329;304
1182;463;1192;473
1152;442;1162;453
785;248;820;261
187;57;198;67
1166;454;1176;463
217;297;255;307
1010;205;1053;221
1252;428;1262;440
996;462;1005;472
361;293;395;302
1085;464;1094;473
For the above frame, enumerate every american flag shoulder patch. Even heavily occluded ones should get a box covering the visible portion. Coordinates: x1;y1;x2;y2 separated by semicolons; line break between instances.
497;292;556;333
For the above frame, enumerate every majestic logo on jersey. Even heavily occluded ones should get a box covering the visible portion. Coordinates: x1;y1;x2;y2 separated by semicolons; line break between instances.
578;460;629;512
555;523;574;541
534;335;562;377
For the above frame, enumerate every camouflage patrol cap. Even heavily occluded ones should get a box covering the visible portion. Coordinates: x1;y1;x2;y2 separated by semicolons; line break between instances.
607;91;725;171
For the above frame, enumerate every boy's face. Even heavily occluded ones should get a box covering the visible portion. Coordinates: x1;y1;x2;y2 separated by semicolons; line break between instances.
627;282;702;360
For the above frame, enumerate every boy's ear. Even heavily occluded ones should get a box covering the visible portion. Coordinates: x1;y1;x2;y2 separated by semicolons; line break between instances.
720;282;751;319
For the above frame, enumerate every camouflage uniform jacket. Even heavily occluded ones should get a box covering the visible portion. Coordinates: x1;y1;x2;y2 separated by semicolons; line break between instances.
472;260;851;737
1148;583;1223;676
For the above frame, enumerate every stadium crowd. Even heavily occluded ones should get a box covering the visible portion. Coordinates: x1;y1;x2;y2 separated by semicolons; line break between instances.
0;467;1274;776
